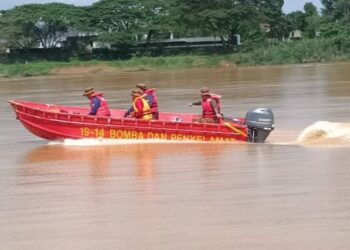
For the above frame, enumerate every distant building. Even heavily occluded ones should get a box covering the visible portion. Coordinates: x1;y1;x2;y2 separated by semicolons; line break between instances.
34;29;100;49
0;39;7;53
289;30;302;40
140;35;241;49
260;23;271;33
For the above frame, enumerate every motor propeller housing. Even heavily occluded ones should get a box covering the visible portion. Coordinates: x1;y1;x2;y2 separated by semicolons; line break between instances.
245;108;275;142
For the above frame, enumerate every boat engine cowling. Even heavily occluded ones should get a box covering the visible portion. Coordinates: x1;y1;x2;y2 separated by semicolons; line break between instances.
245;108;275;143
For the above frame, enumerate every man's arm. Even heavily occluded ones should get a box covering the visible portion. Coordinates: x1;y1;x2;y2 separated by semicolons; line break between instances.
89;97;101;115
189;101;201;106
210;99;221;117
124;106;134;117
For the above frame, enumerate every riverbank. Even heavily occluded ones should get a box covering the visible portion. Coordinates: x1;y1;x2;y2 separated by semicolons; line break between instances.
0;56;235;77
1;38;349;77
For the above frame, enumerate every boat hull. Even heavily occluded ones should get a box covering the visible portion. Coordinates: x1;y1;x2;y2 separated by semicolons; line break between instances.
9;100;249;143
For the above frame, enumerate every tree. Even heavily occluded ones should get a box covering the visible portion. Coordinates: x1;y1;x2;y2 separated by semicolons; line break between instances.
138;0;172;41
88;0;170;46
259;0;290;40
321;0;350;23
286;2;321;39
304;2;318;16
321;0;335;17
286;11;306;31
304;14;322;38
333;0;350;23
0;3;82;49
0;9;36;49
174;0;263;45
303;2;321;38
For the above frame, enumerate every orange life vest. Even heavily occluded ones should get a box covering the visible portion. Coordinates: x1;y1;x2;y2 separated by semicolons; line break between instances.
133;96;152;120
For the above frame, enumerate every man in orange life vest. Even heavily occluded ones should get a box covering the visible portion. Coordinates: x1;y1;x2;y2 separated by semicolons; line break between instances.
83;87;111;116
190;87;222;123
136;83;159;120
124;89;152;120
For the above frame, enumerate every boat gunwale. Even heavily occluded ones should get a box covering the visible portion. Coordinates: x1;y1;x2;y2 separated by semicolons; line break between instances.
9;100;248;141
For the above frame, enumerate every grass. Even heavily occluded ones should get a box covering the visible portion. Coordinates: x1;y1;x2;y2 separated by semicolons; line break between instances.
229;39;349;65
1;38;350;77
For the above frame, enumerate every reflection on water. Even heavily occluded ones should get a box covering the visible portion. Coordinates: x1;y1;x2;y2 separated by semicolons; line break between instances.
2;64;350;249
22;142;239;180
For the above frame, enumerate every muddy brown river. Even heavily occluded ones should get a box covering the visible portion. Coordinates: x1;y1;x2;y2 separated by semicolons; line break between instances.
1;63;350;249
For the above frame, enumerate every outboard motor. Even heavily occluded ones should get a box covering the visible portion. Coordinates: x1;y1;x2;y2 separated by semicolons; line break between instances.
245;108;275;143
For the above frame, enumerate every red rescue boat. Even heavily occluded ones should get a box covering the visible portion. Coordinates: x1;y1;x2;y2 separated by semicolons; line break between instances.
8;100;274;143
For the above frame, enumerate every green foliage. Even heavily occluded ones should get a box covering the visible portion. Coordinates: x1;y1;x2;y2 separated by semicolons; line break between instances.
320;21;350;51
230;39;345;65
3;36;350;77
2;37;350;77
303;2;322;38
0;3;83;49
287;11;307;31
322;0;350;23
322;0;335;16
304;2;318;16
174;0;263;44
258;0;290;40
304;14;322;38
333;0;350;23
0;63;52;77
2;0;350;70
318;0;350;49
286;3;321;38
89;0;171;46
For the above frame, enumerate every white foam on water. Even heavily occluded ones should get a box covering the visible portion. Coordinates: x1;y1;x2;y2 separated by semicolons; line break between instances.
45;123;350;147
297;121;350;145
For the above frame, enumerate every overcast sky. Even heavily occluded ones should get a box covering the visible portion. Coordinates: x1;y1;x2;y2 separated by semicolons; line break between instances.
0;0;323;13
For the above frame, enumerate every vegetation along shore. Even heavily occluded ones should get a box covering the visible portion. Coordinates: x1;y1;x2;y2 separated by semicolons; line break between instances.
0;0;349;77
0;38;348;77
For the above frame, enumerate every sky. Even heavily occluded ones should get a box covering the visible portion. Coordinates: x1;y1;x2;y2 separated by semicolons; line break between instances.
0;0;323;13
283;0;323;13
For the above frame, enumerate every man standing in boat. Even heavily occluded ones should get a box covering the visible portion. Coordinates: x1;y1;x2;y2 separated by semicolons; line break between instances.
125;89;152;120
83;87;111;116
136;83;159;120
190;87;222;123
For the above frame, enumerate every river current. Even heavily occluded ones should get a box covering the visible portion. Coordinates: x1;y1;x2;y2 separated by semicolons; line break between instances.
1;63;350;249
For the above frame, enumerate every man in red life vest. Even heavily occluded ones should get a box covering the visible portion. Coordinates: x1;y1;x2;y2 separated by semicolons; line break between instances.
190;87;222;123
83;87;111;116
125;89;152;120
136;83;159;120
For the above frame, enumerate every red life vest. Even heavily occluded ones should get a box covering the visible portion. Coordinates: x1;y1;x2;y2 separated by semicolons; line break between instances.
202;94;222;119
144;88;158;114
202;98;215;119
90;92;111;116
210;94;221;113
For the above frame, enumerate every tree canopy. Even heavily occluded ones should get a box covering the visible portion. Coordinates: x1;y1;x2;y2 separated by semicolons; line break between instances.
0;3;83;49
0;0;348;50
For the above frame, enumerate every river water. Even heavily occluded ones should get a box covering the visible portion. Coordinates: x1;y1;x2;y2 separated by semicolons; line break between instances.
1;63;350;249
